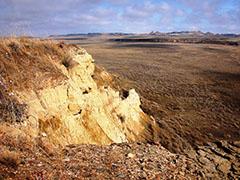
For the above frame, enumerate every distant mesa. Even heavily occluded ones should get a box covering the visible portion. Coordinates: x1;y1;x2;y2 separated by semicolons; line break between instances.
50;31;240;40
149;31;239;38
50;32;134;37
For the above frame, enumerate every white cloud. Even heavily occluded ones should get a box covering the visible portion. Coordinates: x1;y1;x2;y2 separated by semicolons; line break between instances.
0;0;239;36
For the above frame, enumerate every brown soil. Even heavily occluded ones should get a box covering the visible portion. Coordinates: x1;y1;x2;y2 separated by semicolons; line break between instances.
80;41;240;154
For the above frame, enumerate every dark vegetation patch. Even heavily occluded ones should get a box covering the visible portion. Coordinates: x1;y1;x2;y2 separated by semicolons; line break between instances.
61;56;72;68
202;70;240;81
202;47;229;54
113;43;179;49
112;38;239;46
57;37;88;41
0;149;20;169
200;70;240;109
0;86;27;123
61;55;77;69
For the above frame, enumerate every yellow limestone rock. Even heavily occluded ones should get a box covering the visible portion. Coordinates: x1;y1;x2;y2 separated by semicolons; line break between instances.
16;47;154;146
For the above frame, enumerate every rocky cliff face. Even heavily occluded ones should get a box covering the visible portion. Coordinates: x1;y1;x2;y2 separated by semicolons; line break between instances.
0;38;155;146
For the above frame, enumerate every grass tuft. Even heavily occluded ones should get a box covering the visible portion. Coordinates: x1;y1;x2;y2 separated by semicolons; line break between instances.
0;149;20;169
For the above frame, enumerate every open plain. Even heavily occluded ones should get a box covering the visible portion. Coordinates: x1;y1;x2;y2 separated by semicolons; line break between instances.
70;37;240;154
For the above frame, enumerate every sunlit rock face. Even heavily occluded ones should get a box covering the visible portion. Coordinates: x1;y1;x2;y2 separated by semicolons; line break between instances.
2;39;154;146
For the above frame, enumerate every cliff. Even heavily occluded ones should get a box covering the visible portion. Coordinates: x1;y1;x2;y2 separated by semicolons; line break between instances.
0;38;156;147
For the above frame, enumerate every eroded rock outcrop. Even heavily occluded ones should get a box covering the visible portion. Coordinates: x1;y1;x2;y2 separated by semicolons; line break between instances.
0;38;155;146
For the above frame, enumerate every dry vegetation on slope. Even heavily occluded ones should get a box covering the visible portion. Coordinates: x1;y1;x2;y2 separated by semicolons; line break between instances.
0;38;71;124
0;38;70;91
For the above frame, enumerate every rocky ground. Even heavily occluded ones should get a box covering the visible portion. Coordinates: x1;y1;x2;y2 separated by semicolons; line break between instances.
0;142;203;179
0;130;239;179
186;141;240;179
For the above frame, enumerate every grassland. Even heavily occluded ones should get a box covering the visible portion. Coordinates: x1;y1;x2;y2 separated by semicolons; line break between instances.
71;39;240;153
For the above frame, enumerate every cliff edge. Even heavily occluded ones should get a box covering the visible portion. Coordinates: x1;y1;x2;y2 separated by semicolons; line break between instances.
0;38;157;147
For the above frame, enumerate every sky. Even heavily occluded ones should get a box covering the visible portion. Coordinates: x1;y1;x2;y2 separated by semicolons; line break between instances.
0;0;239;36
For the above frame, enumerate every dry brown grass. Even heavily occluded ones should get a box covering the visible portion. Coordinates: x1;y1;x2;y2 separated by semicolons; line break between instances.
0;37;71;92
0;37;77;123
78;40;240;153
0;123;63;179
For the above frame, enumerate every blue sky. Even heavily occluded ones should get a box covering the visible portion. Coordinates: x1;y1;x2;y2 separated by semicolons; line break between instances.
0;0;239;36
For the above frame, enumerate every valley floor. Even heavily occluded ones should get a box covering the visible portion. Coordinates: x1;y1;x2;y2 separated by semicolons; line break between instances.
81;41;240;154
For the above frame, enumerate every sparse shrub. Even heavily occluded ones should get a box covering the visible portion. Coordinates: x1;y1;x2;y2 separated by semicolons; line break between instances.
61;56;72;68
0;100;27;123
61;55;77;69
0;89;27;123
8;42;20;53
0;149;20;168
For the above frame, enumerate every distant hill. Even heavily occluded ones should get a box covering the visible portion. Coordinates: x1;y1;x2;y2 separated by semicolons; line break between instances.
149;31;240;38
50;31;240;39
50;32;134;37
